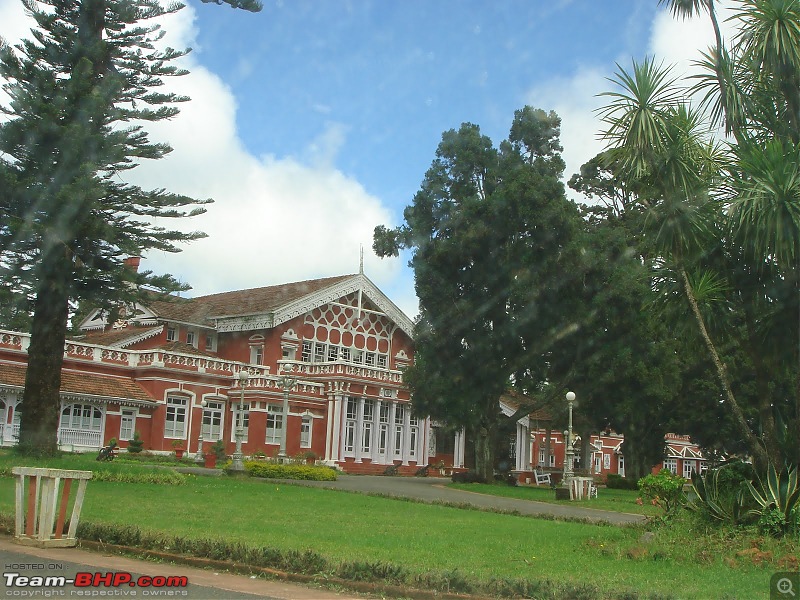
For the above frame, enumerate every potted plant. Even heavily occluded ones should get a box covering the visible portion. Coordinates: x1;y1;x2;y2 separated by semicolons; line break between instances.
203;450;217;469
303;450;317;464
171;438;186;459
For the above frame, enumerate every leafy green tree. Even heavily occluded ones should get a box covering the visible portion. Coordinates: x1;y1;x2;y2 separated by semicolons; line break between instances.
569;206;684;479
374;107;582;480
0;0;258;455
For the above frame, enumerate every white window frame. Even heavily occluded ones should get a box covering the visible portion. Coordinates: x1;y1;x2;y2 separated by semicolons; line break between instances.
344;421;356;453
202;401;224;441
300;416;312;449
250;346;263;365
664;458;678;474
119;409;136;441
230;402;250;442
266;405;283;444
60;403;102;431
166;326;177;342
164;396;188;439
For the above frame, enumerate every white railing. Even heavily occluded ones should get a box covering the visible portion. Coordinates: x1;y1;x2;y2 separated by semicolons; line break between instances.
58;428;102;448
288;360;404;383
2;328;402;389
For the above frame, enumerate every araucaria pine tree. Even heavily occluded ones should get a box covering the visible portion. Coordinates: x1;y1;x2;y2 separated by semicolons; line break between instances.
0;0;212;455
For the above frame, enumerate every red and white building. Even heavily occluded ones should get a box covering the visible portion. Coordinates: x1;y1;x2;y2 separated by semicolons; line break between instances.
0;270;435;474
529;429;708;481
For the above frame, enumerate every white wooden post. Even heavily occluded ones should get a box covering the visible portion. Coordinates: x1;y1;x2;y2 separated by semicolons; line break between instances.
12;467;92;548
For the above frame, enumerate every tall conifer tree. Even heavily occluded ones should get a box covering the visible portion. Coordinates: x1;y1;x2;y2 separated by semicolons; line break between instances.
0;0;257;455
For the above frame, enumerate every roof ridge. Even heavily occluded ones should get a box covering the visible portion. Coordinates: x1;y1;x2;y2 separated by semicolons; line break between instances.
187;274;357;302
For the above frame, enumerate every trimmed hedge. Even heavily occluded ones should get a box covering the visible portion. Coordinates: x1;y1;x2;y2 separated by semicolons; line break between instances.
605;473;638;490
0;465;188;485
244;461;337;481
91;469;189;485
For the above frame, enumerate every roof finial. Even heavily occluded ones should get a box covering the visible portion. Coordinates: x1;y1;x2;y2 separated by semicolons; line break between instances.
359;245;364;275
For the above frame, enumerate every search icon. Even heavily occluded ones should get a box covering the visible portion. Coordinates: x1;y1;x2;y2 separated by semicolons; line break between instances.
778;578;796;597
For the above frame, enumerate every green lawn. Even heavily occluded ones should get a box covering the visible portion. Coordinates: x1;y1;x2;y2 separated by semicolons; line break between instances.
0;454;791;599
447;481;662;517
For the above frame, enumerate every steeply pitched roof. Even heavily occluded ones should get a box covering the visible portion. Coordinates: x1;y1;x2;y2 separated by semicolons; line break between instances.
74;326;163;348
500;389;552;421
0;362;156;405
148;274;356;326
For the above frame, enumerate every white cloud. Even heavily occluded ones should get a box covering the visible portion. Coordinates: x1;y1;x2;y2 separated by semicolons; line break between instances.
525;66;609;197
0;0;414;317
526;1;737;203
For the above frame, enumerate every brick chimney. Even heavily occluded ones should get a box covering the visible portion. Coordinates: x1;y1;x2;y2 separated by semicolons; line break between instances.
123;256;141;272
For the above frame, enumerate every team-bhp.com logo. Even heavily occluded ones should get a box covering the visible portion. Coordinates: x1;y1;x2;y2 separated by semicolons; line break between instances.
4;570;188;596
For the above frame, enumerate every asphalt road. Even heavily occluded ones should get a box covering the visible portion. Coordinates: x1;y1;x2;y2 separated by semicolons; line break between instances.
0;538;359;600
268;474;647;525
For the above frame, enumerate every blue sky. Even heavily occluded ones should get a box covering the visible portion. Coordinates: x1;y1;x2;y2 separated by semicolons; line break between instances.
191;1;658;213
0;0;724;319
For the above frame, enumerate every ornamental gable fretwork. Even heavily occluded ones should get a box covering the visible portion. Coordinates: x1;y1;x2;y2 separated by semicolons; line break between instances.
304;293;391;354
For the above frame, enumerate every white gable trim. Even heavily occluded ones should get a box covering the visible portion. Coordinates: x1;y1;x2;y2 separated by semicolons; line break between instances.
215;275;414;338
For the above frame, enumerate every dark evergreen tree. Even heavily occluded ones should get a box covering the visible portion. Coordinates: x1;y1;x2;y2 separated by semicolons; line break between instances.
0;0;257;456
374;107;583;480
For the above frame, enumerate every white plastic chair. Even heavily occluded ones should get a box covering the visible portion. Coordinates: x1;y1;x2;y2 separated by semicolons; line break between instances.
588;481;598;498
534;469;551;485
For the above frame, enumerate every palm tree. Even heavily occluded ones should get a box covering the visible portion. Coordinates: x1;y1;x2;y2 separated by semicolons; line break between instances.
598;57;772;469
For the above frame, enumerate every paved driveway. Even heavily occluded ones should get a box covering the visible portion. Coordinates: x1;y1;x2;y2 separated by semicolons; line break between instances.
277;474;646;525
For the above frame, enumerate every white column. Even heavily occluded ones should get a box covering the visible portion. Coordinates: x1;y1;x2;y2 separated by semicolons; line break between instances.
515;424;528;471
454;428;466;468
324;397;335;462
329;395;343;463
421;417;430;467
401;404;411;466
388;401;397;463
371;400;381;462
354;397;365;463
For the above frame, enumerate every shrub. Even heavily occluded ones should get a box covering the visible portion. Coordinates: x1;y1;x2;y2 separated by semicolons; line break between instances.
210;439;227;461
383;464;399;476
243;461;337;481
687;464;753;525
92;468;188;485
126;431;143;454
745;463;800;537
451;470;485;484
606;473;638;490
638;470;686;515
